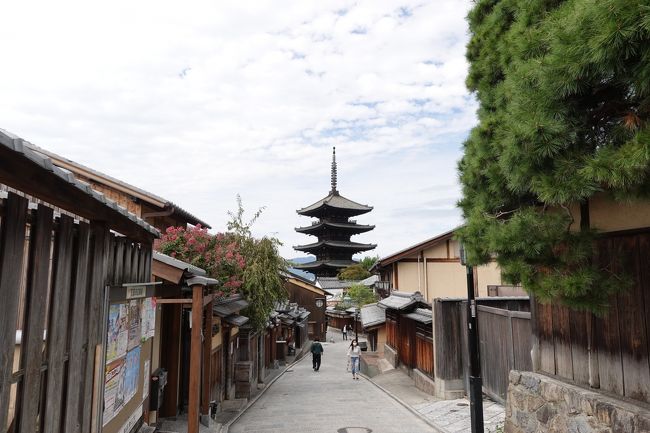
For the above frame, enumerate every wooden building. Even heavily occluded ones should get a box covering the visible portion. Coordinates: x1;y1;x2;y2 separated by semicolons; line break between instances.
294;148;375;277
0;129;159;433
360;303;386;352
283;271;330;342
377;292;435;393
373;228;510;302
24;141;210;231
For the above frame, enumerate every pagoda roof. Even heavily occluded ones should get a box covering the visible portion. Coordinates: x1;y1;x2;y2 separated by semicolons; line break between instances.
294;240;377;253
295;220;375;235
297;192;373;217
293;259;357;271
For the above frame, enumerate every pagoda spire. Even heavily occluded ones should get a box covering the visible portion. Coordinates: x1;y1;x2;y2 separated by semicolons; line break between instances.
331;147;338;194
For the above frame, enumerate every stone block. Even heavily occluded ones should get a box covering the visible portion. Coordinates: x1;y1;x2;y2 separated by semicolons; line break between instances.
520;375;541;393
536;404;557;425
541;381;564;403
510;370;522;385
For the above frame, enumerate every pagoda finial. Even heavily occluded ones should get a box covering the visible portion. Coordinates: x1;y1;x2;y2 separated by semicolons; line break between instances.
331;146;338;194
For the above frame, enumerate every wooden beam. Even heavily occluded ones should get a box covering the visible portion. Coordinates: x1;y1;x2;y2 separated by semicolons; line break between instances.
202;299;214;415
203;293;215;307
188;284;203;433
152;259;185;284
157;298;193;304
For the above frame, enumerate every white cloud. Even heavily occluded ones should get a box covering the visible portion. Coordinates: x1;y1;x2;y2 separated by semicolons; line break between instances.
0;0;476;259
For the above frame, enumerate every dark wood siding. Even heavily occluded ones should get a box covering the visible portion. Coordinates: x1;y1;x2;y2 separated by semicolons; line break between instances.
534;231;650;404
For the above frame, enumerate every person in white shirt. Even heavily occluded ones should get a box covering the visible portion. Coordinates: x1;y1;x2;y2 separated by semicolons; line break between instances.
342;325;348;340
347;339;361;380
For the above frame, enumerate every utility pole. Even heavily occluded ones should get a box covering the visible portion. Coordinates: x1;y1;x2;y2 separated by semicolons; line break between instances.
461;245;484;433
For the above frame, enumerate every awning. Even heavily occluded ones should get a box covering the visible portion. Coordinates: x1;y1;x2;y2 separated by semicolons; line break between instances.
223;314;249;327
213;297;249;317
404;308;432;324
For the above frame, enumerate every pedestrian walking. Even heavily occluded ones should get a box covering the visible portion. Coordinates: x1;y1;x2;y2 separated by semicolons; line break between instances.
310;337;324;371
347;339;361;380
342;325;348;340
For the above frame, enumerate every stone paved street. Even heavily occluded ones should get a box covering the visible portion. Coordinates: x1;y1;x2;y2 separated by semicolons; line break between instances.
229;335;438;433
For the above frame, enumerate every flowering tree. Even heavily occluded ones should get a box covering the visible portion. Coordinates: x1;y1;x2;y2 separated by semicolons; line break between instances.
156;225;245;296
156;195;288;330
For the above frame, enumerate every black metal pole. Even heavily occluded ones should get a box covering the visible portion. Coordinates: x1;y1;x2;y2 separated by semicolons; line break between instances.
355;310;359;340
465;262;484;433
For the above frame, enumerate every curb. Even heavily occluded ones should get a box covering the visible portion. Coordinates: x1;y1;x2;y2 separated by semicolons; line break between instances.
361;373;448;433
218;350;310;433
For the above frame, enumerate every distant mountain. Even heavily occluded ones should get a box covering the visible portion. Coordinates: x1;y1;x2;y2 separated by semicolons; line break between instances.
286;256;316;281
287;256;315;265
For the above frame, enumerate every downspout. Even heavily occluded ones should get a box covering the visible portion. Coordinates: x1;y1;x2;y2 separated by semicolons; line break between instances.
417;252;422;293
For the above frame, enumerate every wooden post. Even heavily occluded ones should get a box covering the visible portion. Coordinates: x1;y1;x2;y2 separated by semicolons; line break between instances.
188;284;204;433
202;299;214;416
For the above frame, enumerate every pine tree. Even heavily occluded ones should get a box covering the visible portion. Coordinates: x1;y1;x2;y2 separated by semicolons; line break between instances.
458;0;650;311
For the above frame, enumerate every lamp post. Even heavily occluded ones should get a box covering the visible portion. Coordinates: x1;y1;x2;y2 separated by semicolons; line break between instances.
460;244;484;433
354;308;359;340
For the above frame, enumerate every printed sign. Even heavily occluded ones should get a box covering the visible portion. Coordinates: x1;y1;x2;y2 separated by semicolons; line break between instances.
143;360;150;400
127;299;141;350
103;358;126;426
106;304;129;363
124;346;141;402
140;297;156;341
126;285;146;299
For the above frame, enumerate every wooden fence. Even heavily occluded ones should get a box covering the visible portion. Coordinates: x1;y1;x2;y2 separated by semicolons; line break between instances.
0;192;152;433
434;297;531;403
477;305;532;402
533;231;650;404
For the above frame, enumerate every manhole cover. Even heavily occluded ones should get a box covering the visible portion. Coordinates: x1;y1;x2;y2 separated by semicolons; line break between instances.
337;428;372;433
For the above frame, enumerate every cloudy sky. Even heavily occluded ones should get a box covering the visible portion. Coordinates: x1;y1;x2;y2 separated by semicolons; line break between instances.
0;0;475;260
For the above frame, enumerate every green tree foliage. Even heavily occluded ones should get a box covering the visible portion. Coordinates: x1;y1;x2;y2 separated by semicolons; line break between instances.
458;0;648;311
227;195;288;330
359;255;379;271
346;284;378;309
158;195;287;330
338;264;371;281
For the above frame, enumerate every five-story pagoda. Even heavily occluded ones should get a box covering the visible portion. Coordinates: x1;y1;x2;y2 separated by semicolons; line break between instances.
294;147;376;277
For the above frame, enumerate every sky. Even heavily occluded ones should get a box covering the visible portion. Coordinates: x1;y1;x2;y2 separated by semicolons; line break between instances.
0;0;476;260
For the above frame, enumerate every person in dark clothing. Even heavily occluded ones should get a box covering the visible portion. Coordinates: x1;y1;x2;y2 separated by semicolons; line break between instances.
310;337;324;371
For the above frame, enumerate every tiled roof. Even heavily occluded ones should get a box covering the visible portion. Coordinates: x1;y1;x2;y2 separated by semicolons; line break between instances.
316;277;356;290
404;308;432;324
374;227;461;268
153;251;206;276
213;295;249;317
19;133;211;228
297;192;372;216
0;128;159;239
294;239;377;252
293;259;357;271
378;291;424;310
295;221;374;234
361;303;386;328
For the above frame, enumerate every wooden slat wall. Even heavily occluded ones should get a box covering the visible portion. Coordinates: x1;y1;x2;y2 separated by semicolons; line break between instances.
19;205;54;433
0;194;28;431
415;334;434;377
43;215;74;433
477;305;533;403
0;192;153;433
533;231;650;404
434;300;463;380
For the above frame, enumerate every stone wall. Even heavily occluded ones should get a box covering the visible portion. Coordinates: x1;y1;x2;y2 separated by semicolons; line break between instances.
412;368;436;396
506;371;650;433
384;343;398;367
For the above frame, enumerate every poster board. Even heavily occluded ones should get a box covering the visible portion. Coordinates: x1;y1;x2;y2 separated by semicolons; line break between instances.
102;297;155;433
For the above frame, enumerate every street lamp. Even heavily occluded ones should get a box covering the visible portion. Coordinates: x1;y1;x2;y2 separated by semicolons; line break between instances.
460;244;484;433
354;308;360;340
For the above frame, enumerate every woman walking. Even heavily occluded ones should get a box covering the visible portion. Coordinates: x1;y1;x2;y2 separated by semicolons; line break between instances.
347;339;361;380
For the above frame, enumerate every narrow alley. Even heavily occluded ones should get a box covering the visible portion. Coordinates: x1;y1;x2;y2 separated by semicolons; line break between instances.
228;335;437;433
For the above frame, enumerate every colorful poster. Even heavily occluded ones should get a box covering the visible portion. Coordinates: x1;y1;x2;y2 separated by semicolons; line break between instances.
124;346;141;402
103;358;126;426
140;297;156;341
127;299;141;350
106;303;128;363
